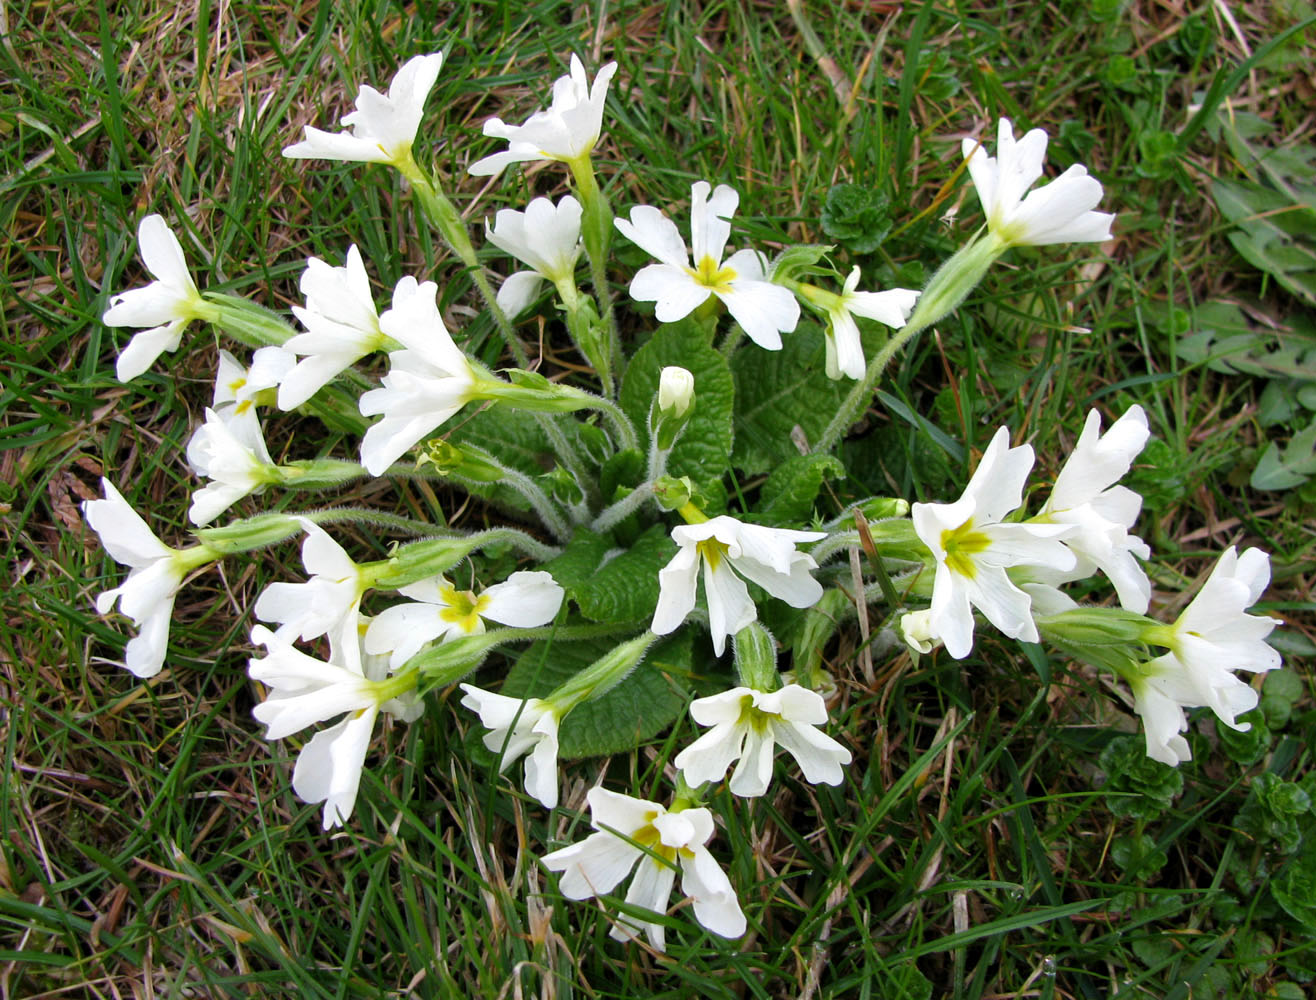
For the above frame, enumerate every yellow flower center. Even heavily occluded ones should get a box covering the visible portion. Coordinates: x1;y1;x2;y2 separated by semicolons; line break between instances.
940;522;991;579
696;537;730;572
689;255;737;294
438;583;491;634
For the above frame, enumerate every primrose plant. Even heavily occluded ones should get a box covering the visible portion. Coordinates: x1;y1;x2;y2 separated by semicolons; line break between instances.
87;51;1283;949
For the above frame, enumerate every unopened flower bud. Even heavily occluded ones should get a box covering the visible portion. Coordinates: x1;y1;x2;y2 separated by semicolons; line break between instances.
658;367;695;419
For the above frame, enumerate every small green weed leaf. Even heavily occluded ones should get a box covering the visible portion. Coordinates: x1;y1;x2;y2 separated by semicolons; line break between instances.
878;962;933;1000
502;635;690;759
1218;708;1272;765
573;524;676;624
820;184;891;254
731;322;848;474
1212;177;1316;305
619;320;734;493
755;453;845;525
1111;833;1169;877
1272;844;1316;931
1170;301;1316;381
1261;669;1305;727
1098;736;1183;819
1236;773;1311;852
1252;419;1316;490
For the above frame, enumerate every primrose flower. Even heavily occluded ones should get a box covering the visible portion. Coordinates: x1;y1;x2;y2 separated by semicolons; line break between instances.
365;570;564;668
83;479;214;679
253;520;371;642
1129;546;1282;765
103;214;212;382
282;53;443;167
248;620;420;829
279;245;388;410
541;787;746;951
911;427;1075;658
674;684;852;797
358;277;479;475
615;181;801;350
468;54;618;175
485;195;584;316
458;685;564;808
1031;406;1152;612
822;268;920;380
658;366;695;419
963;118;1115;248
185;408;280;526
214;347;296;420
652;515;826;656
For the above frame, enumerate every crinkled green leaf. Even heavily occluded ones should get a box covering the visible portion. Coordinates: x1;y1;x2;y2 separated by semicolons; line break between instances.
1273;845;1316;931
731;322;847;474
619;319;734;492
540;529;613;593
502;634;690;758
573;523;676;624
756;453;845;525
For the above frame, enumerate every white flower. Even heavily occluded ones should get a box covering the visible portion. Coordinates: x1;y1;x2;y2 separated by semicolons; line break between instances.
657;366;694;418
674;684;852;797
214;347;296;417
1032;406;1152;612
83;479;210;678
468;55;618;175
103;215;210;382
822;268;920;380
485;196;584;316
365;570;564;668
357;277;478;476
458;685;564;808
541;787;745;951
615;181;801;349
279;245;388;410
962;118;1115;247
911;427;1076;659
248;620;418;829
185;407;279;526
282;53;443;166
652;515;826;656
253;521;370;642
899;609;938;654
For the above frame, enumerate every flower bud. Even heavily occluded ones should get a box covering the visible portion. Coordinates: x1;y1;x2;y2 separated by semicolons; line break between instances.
732;622;779;691
652;475;695;511
658;367;695;419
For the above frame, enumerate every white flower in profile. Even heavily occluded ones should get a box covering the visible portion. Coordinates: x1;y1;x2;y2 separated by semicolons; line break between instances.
365;570;564;668
541;787;745;951
357;277;478;475
468;55;618;176
214;347;296;418
615;181;801;350
822;268;920;380
962;118;1115;248
253;520;371;642
103;215;212;382
1031;406;1152;612
279;245;388;410
185;407;280;526
485;195;584;316
651;515;826;656
911;427;1076;659
83;479;214;678
248;620;419;829
899;609;939;655
675;684;851;797
282;53;443;166
458;685;564;808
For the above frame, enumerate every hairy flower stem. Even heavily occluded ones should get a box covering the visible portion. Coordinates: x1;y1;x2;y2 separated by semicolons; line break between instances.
590;482;653;533
568;156;623;390
397;156;530;369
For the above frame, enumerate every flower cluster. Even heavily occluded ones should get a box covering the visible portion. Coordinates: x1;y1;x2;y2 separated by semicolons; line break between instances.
82;47;1283;960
